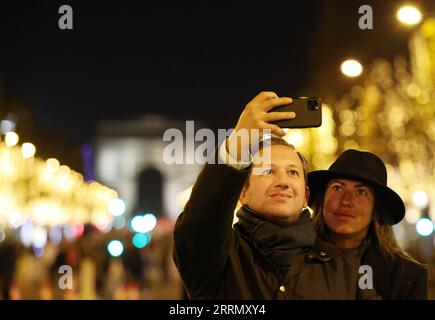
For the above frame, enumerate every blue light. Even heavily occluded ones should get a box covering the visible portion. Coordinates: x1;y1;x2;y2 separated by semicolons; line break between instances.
63;225;75;240
132;233;151;249
113;216;126;230
49;226;62;245
107;240;124;257
0;120;16;134
33;246;44;258
20;221;33;247
130;212;158;233
416;218;434;236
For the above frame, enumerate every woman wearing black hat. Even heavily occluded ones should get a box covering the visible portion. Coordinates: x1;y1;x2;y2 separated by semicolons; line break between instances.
308;149;428;300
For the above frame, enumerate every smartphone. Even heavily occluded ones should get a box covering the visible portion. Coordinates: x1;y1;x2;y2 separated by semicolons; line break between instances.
271;97;322;128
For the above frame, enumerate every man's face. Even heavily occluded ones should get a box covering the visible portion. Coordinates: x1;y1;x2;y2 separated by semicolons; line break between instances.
323;179;375;239
239;145;309;221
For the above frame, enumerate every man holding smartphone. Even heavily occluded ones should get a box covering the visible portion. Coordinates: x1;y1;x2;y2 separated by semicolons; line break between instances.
173;91;380;299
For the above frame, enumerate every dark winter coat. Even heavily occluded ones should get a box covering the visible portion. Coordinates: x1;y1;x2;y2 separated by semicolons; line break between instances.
173;161;380;299
362;240;427;299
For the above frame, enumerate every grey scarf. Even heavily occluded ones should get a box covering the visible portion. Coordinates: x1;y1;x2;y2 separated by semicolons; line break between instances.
235;205;316;276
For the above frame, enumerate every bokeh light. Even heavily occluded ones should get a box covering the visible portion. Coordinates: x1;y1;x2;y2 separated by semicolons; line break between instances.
412;190;429;209
49;226;62;245
130;213;157;233
405;208;421;224
113;216;126;230
108;198;126;216
0;120;16;134
341;59;363;77
416;218;434;236
5;131;19;147
107;240;124;257
21;142;36;158
397;6;422;25
132;233;151;249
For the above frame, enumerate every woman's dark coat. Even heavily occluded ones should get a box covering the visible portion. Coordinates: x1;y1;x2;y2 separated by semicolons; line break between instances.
362;240;427;299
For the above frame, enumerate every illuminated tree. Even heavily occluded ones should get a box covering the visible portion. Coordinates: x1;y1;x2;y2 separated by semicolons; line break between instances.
285;18;435;216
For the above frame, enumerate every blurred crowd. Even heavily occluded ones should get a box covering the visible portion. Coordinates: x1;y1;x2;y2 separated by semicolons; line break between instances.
0;219;182;300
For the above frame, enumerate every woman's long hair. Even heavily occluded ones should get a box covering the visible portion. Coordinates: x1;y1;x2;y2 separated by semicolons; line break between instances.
311;183;420;263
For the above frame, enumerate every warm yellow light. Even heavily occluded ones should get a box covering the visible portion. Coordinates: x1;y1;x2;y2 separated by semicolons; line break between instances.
58;165;71;177
405;208;421;224
421;18;435;38
22;142;36;158
412;190;429;209
46;158;60;173
340;123;356;136
343;140;359;150
397;6;422;25
5;132;19;147
285;130;304;148
178;186;193;208
341;59;363;77
0;142;116;228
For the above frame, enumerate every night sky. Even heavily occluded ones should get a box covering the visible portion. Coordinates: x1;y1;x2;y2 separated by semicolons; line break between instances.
0;1;432;170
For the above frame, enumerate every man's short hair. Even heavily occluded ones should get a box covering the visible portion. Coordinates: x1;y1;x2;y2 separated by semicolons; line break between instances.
246;135;309;186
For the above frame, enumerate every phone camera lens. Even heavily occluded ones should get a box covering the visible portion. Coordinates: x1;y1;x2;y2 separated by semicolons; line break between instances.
308;99;320;111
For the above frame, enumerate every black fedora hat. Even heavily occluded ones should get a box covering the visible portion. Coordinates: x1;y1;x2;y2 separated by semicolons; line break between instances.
307;149;405;225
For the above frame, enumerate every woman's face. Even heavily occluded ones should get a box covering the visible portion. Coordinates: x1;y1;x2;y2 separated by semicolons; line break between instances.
323;179;375;243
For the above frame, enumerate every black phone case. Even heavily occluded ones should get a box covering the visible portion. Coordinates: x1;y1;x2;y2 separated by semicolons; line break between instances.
271;97;322;128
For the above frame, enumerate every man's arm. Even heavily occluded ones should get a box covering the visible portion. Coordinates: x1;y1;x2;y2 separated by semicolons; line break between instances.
173;91;296;297
173;146;250;298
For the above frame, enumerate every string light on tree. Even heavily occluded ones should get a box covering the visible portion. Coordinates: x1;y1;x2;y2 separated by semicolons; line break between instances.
397;6;422;25
341;59;363;77
5;132;19;147
21;142;36;158
412;191;429;209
